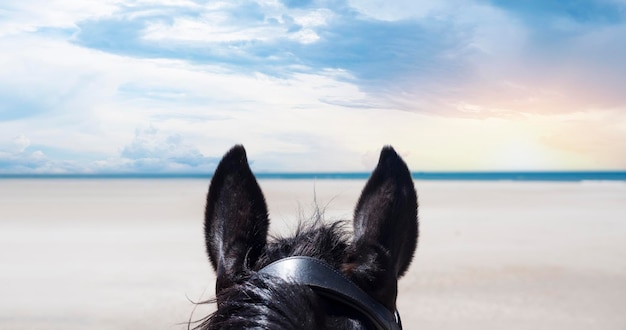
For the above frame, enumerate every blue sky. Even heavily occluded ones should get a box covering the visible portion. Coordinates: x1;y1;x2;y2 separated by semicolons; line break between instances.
1;0;625;173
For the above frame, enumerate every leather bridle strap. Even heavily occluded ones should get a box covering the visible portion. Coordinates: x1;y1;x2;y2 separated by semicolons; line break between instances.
258;256;402;330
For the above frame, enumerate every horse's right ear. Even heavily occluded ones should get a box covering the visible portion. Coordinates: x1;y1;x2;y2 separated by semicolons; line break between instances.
344;146;418;310
204;145;269;294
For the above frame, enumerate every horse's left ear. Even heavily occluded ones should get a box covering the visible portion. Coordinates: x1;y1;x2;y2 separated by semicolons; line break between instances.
343;146;418;309
204;145;269;294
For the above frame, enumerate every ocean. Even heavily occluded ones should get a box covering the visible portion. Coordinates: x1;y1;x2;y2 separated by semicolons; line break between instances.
1;171;625;181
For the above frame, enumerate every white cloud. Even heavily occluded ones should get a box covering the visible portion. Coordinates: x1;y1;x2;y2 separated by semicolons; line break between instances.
346;0;459;21
119;126;219;172
142;16;280;43
140;4;332;45
0;1;119;36
0;135;87;173
12;135;31;153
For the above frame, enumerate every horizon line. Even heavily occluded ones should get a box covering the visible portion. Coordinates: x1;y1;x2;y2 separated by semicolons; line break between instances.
1;171;625;181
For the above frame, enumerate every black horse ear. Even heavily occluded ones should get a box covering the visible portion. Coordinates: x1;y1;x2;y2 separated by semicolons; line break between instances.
204;145;269;293
344;146;418;309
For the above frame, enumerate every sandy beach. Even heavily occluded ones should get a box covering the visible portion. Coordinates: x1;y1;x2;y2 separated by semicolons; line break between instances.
1;179;625;329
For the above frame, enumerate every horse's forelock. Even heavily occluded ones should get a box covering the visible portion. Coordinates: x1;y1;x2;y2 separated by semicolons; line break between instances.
200;273;323;329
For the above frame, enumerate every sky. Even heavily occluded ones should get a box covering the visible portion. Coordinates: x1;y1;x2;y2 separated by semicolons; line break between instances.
1;0;625;173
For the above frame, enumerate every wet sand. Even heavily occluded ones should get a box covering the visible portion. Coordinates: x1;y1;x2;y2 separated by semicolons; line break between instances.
1;179;625;329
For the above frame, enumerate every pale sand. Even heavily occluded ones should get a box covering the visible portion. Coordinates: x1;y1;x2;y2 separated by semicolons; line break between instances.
1;179;625;329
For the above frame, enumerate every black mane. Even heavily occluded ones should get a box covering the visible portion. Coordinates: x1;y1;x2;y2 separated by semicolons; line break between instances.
262;217;350;270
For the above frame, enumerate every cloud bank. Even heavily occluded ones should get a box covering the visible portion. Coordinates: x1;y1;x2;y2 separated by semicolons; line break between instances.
1;0;625;172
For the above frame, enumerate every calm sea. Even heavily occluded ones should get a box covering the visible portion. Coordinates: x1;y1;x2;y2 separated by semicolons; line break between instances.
1;171;625;181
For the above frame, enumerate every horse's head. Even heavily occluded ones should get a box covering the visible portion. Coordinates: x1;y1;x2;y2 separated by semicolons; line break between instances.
200;145;418;329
